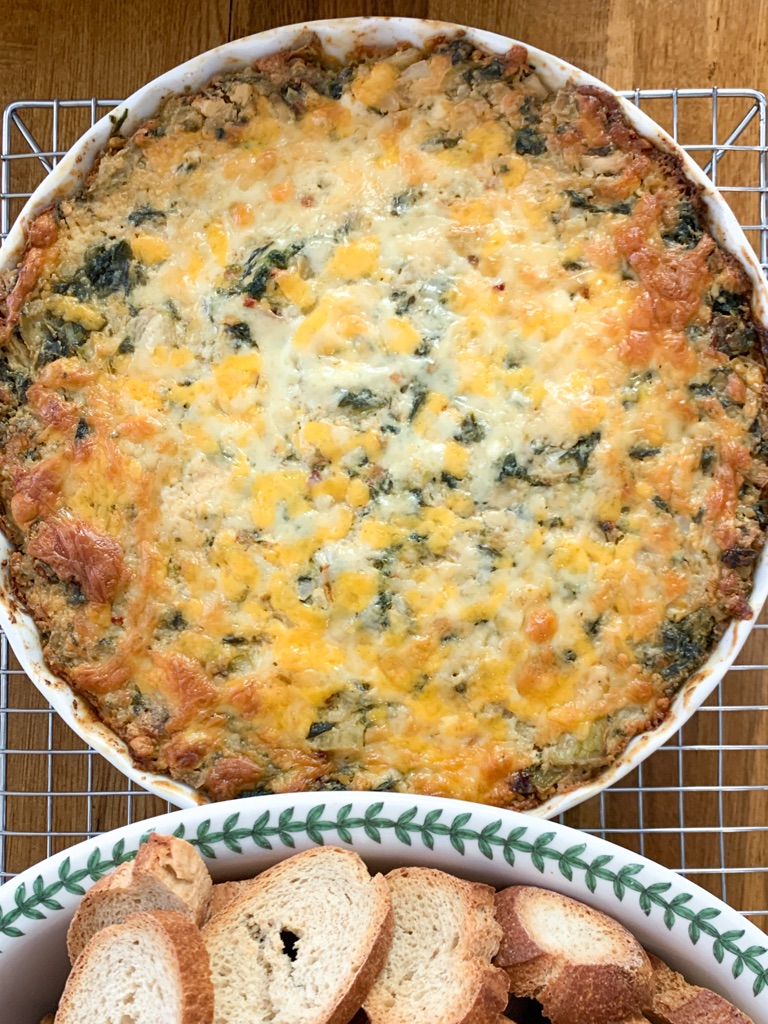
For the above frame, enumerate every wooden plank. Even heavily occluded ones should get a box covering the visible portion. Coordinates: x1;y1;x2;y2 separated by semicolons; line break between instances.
229;0;768;91
0;0;230;110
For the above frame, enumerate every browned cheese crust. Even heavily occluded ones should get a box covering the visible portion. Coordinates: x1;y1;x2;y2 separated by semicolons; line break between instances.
0;35;767;806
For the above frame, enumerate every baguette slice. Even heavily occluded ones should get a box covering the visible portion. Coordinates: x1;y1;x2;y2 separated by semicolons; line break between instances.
203;845;393;1024
205;880;249;923
55;910;213;1024
363;866;509;1024
645;953;753;1024
67;832;212;963
494;885;652;1024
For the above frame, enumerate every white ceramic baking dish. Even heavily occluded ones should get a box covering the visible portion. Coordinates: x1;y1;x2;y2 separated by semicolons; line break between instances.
1;17;767;815
0;793;766;1023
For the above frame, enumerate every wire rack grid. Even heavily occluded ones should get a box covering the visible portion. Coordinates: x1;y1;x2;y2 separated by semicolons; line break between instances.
0;87;766;929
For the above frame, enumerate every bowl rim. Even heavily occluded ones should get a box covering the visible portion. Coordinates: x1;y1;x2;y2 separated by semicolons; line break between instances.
0;792;766;1015
1;15;767;817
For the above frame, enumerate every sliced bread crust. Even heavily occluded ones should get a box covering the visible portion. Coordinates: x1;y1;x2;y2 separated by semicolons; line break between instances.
67;832;212;963
363;866;509;1024
206;880;249;923
494;885;652;1024
202;845;393;1024
56;910;213;1024
645;953;753;1024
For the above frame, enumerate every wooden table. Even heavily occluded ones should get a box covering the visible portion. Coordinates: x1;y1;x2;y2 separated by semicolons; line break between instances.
1;0;766;925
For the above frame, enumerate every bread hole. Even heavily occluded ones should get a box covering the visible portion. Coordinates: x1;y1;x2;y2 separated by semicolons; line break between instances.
280;928;300;961
506;993;547;1024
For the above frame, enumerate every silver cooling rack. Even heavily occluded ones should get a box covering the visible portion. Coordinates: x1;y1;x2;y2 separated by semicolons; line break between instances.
0;89;767;928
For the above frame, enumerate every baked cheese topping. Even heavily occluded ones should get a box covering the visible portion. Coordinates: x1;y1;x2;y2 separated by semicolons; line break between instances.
1;38;767;805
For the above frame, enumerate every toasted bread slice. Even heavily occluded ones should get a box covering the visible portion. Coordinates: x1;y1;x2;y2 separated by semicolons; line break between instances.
645;953;753;1024
67;832;212;963
363;866;509;1024
494;885;652;1024
203;845;393;1024
206;880;249;922
56;910;213;1024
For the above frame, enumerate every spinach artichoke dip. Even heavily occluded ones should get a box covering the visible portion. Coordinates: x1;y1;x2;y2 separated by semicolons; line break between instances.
1;36;767;807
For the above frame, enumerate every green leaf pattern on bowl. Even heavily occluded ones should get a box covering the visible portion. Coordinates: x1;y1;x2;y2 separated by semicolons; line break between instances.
1;804;766;997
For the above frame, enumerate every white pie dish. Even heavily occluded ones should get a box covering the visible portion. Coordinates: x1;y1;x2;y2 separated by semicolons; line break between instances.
0;793;766;1023
0;16;767;815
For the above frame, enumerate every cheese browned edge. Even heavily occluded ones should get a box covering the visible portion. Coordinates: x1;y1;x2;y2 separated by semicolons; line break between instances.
0;34;767;807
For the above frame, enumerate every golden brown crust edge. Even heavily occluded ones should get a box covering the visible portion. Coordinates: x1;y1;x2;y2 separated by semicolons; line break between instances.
494;885;652;1024
454;965;511;1024
364;866;509;1024
644;952;754;1024
202;846;395;1024
152;910;215;1024
65;860;133;964
56;910;214;1024
205;879;250;923
327;877;395;1024
66;832;212;964
0;36;766;812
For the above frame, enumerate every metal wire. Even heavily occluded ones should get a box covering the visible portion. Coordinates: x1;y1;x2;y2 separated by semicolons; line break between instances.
0;90;766;928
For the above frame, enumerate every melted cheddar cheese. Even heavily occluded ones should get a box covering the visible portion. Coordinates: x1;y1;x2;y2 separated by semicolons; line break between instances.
1;38;767;806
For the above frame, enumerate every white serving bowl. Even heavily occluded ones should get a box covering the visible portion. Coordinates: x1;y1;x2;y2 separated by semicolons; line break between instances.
0;793;766;1023
1;17;767;815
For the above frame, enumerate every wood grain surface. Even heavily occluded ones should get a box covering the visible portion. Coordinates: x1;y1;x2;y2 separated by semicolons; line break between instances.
0;0;766;926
